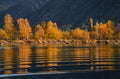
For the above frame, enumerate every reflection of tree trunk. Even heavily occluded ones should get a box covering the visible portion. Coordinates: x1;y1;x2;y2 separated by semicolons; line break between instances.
89;48;94;71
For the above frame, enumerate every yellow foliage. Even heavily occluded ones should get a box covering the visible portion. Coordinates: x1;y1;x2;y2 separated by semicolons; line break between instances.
70;28;83;39
4;14;16;39
0;14;117;40
90;22;114;39
107;20;114;28
45;20;62;40
70;28;89;40
47;20;53;28
90;31;99;39
62;31;71;39
54;30;63;40
17;18;33;40
0;29;8;39
35;24;45;40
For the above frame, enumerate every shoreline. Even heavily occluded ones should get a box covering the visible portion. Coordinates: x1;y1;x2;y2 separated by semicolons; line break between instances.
1;39;120;46
1;70;120;79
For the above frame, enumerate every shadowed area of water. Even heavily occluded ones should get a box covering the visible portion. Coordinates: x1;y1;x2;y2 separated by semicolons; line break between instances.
0;44;120;79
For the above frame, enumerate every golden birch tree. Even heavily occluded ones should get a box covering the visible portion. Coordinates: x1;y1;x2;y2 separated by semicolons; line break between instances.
4;14;16;39
17;18;33;40
35;24;44;40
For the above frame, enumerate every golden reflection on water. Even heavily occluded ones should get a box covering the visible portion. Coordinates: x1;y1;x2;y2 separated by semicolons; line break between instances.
17;45;32;74
4;47;13;74
46;47;59;71
0;45;120;74
74;48;89;60
94;46;114;70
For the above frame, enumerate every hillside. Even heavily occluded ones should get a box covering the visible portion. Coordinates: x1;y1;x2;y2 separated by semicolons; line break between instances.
0;0;120;28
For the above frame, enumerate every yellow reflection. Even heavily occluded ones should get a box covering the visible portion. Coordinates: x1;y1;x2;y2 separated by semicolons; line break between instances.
74;48;89;60
46;47;59;71
74;46;115;71
74;48;94;71
35;47;46;63
95;46;114;70
4;47;13;74
35;47;46;68
18;45;31;74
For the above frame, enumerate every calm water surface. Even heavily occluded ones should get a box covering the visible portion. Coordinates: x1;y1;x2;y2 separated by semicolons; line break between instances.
0;44;120;78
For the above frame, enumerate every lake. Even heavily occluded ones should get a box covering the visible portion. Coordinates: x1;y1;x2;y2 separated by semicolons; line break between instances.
0;44;120;79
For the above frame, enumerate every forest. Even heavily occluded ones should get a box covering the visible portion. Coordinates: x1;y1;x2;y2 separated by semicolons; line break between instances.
0;14;120;41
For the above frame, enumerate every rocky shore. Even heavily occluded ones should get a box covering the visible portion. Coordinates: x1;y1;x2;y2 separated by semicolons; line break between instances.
1;39;120;46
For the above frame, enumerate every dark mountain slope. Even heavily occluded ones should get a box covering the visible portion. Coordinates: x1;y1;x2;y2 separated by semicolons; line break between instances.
0;0;49;26
29;0;120;27
0;0;120;28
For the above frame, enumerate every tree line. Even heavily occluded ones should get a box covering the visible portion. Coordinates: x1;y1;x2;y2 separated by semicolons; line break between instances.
0;14;120;40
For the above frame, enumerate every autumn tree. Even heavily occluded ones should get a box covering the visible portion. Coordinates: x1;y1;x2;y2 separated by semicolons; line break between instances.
90;22;99;39
0;29;8;40
53;22;63;40
106;20;114;29
62;31;71;39
4;14;16;39
90;21;114;40
44;20;53;39
98;22;114;39
70;28;89;40
70;28;83;39
34;24;45;40
45;20;62;39
17;18;33;40
83;30;90;40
